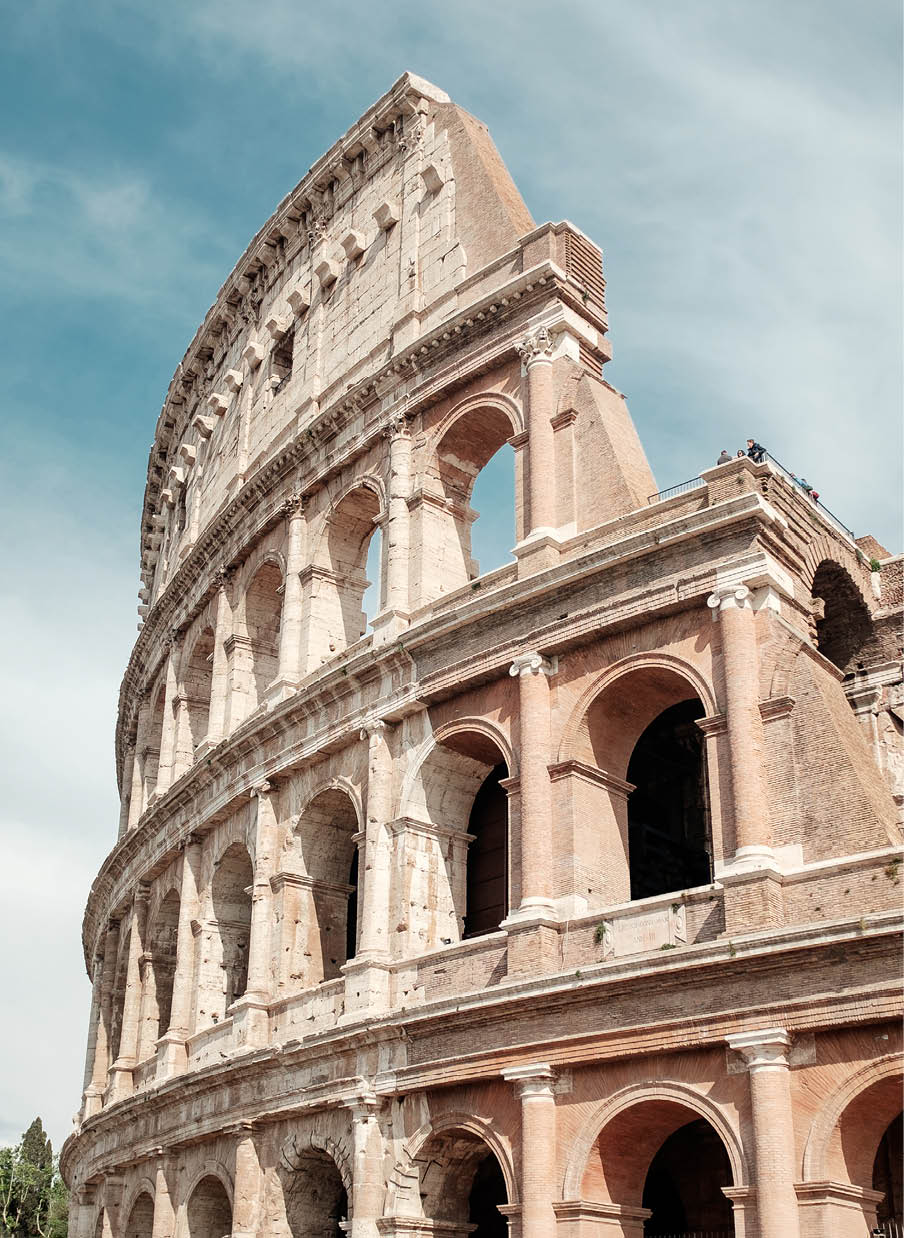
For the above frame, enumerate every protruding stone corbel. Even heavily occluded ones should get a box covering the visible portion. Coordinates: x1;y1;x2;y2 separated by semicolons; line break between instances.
160;488;174;507
224;368;244;393
287;286;310;317
373;200;399;230
168;466;185;489
207;392;229;416
341;230;366;261
179;444;197;468
192;413;217;439
242;340;266;369
315;256;340;287
420;163;444;193
265;314;291;340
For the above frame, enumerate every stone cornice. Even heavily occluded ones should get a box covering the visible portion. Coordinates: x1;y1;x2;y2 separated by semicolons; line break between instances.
63;913;902;1187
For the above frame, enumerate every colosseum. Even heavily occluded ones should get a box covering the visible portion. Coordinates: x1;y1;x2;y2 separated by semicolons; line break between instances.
63;74;903;1238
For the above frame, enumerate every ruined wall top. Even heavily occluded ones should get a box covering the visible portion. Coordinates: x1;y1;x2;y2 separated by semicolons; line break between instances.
137;73;559;610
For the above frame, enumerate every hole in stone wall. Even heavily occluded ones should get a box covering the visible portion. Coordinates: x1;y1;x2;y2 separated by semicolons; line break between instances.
470;443;515;578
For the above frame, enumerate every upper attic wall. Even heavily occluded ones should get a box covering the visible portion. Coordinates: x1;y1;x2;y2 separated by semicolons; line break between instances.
140;74;541;603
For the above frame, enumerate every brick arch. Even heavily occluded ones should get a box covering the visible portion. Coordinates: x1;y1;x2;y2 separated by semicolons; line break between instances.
563;1080;748;1203
426;391;524;461
557;652;717;770
387;1110;517;1217
802;1054;903;1184
802;536;874;615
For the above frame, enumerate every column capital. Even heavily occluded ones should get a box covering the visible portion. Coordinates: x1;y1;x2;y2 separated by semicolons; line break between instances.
213;563;236;588
727;1027;791;1070
517;325;554;368
250;779;275;798
383;412;411;440
707;583;752;612
502;1062;556;1097
280;493;305;518
509;651;557;679
360;718;390;740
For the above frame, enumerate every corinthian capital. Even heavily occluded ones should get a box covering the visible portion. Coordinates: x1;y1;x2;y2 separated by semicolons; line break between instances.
516;325;554;367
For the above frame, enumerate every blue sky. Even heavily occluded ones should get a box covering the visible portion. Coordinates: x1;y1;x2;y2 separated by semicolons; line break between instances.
1;0;900;1152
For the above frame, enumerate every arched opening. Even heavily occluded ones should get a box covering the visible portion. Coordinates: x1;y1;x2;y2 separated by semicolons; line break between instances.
406;730;510;949
873;1112;903;1228
411;1128;508;1235
293;789;360;985
109;925;131;1064
244;562;283;710
279;1145;347;1238
573;664;713;905
361;523;383;630
138;889;180;1060
182;626;215;752
142;681;166;806
413;406;517;607
200;844;252;1025
469;443;515;579
186;1176;232;1238
324;486;382;653
122;1193;154;1238
626;700;710;900
580;1098;737;1236
642;1119;734;1235
811;560;875;674
464;765;509;938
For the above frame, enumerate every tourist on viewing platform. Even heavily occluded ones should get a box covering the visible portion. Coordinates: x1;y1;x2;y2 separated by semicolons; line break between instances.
717;449;732;464
746;437;767;463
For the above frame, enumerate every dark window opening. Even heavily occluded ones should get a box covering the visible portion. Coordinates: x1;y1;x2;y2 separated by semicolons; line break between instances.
642;1119;734;1236
346;849;359;963
468;1154;508;1238
627;699;711;900
463;764;508;938
874;1112;903;1225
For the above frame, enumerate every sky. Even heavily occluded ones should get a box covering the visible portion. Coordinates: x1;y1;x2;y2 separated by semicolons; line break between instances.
1;0;900;1154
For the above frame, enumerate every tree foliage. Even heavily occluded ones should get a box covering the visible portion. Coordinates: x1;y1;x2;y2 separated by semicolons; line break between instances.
0;1120;67;1238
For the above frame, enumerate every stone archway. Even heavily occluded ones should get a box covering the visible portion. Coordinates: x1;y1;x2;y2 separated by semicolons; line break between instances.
186;1175;232;1238
278;1135;350;1238
291;787;361;983
401;726;512;950
810;558;876;674
196;843;253;1027
121;1192;154;1238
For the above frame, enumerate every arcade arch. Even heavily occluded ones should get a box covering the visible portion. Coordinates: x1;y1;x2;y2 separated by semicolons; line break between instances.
412;398;520;607
311;483;383;663
810;559;875;674
121;1191;154;1238
181;626;215;752
403;725;511;946
186;1174;232;1238
278;1142;349;1238
196;843;253;1027
566;660;715;903
574;1091;740;1235
243;562;283;711
398;1119;512;1238
291;787;361;983
137;887;180;1060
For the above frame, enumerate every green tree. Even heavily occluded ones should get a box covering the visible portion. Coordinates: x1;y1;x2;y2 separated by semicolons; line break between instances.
0;1120;67;1238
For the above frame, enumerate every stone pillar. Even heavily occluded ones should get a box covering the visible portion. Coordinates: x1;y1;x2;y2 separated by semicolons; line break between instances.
158;835;201;1077
726;1029;800;1238
100;1180;124;1238
127;697;152;830
150;1157;175;1238
373;415;411;646
343;722;394;1019
502;1064;557;1238
207;569;234;744
508;653;556;920
232;1125;261;1238
117;743;136;840
707;585;771;865
109;884;150;1099
155;635;182;796
233;780;278;1049
347;1094;385;1238
517;327;557;536
273;496;306;697
72;1186;97;1238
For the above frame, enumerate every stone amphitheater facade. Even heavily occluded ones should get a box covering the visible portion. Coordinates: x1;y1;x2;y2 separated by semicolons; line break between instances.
63;74;903;1238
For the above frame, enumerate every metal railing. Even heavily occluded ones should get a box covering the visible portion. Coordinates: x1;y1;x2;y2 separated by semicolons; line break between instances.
761;451;856;542
874;1220;904;1238
645;1231;734;1237
648;476;706;505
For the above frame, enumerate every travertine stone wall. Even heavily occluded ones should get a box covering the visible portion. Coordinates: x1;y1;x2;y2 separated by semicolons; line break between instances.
67;75;902;1238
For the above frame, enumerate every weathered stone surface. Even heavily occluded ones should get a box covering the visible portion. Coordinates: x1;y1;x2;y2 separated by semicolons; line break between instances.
65;74;903;1238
